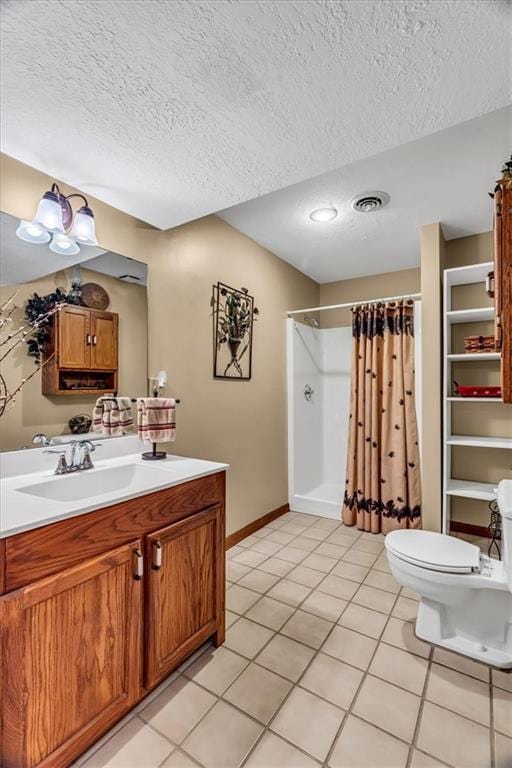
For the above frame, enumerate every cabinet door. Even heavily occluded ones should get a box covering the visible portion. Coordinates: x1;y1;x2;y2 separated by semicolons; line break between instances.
145;505;224;689
57;306;90;369
1;541;143;768
494;177;512;403
91;311;118;370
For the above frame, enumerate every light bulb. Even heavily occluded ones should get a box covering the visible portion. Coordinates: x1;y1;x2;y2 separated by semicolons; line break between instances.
49;232;80;256
33;190;64;233
69;206;98;246
16;219;51;244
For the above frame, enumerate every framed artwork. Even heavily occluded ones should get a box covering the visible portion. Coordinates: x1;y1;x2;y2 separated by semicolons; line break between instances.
213;282;258;380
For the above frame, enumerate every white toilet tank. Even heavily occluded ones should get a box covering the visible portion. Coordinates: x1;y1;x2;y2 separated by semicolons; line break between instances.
498;480;512;591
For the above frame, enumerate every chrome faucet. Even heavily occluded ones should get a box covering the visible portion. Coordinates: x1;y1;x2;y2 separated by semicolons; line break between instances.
44;440;100;475
32;433;54;447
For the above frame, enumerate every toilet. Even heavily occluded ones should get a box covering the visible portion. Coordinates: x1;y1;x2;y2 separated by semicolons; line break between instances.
385;479;512;668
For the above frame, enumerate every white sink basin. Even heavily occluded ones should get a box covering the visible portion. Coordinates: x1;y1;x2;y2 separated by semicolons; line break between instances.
16;463;172;503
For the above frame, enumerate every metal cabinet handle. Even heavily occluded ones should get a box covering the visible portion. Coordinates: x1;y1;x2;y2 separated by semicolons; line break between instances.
133;549;144;580
92;334;97;345
152;541;162;570
86;334;92;345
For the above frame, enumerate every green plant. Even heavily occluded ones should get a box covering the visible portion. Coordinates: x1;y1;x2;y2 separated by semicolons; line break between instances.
25;283;81;363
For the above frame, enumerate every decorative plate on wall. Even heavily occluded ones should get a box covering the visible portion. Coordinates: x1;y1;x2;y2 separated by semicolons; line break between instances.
81;283;110;310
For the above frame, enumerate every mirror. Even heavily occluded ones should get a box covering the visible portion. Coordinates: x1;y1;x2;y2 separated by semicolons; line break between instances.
0;211;148;451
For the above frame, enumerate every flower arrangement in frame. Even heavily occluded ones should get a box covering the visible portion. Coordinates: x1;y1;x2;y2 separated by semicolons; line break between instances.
212;282;259;379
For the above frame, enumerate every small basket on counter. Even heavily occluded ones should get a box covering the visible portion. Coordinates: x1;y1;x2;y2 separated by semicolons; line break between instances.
463;335;496;354
453;381;502;398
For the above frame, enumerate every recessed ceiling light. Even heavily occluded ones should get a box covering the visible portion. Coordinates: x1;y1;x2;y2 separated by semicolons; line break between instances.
309;207;338;222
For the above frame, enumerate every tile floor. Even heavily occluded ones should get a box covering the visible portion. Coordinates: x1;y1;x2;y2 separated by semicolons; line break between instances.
75;512;511;768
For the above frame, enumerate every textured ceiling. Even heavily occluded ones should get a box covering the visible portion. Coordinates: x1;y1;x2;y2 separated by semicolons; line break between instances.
219;108;511;283
1;0;510;230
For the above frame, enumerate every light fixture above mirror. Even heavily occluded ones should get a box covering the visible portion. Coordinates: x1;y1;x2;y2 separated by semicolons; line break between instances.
16;183;98;255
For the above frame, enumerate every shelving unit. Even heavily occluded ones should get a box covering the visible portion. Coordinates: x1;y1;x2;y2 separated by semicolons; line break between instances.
442;261;510;534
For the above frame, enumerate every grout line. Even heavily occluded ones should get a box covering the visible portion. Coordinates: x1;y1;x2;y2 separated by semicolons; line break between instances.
405;640;435;768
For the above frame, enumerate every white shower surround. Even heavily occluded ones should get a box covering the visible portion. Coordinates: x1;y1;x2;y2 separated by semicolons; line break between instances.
287;302;422;520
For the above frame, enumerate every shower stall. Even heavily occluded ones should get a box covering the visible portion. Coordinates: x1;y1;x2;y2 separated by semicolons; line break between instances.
287;301;422;520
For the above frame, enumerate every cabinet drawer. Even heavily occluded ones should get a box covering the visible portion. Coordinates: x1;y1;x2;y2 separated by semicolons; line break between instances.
3;471;225;593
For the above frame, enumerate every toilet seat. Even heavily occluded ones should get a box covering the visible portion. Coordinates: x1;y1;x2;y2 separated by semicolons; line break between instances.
385;530;481;574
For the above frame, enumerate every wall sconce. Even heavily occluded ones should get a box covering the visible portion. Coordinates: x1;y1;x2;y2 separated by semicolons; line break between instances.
16;183;98;256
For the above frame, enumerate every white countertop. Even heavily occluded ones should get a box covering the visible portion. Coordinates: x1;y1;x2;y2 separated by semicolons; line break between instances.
0;437;228;539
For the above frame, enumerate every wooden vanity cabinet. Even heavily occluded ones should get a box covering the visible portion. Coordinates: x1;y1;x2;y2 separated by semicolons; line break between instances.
0;472;226;768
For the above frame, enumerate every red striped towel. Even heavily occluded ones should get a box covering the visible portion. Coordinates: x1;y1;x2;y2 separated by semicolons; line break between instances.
137;397;176;443
93;397;134;436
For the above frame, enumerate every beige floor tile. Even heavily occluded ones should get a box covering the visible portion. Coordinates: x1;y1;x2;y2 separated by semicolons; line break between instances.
226;585;261;614
258;557;295;577
426;664;490;726
329;714;409;768
363;569;400;594
233;549;269;568
250;539;283;556
183;646;249;695
493;668;512;692
244;731;320;768
300;652;364;710
322;625;377;670
433;647;489;682
301;553;338;573
301;590;348;622
271;686;345;762
280;610;333;649
400;585;420;601
224;617;274;659
352;538;384;554
256;634;315;682
353;674;421;742
267;579;312;607
227;561;252;583
280;523;309;536
409;749;449;768
369;642;428;695
82;717;173;768
237;569;280;594
381;617;431;659
181;700;263;768
239;535;264;548
326;533;360;548
277;546;310;564
287;564;326;588
338;603;387;639
301;527;331;541
494;731;512;768
318;574;359;600
266;530;296;545
160;751;201;768
352;584;396;614
331;561;370;583
227;545;244;560
293;535;322;551
140;678;216;744
417;701;491;768
314;542;347;559
223;663;292;724
226;610;238;628
251;528;270;539
342;549;377;567
494;686;512;736
373;555;392;574
245;595;296;630
391;595;418;622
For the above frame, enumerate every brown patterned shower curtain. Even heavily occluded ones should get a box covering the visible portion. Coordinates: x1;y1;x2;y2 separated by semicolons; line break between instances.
342;301;421;534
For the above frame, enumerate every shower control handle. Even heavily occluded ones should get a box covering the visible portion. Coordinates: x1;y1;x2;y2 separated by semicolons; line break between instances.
304;384;314;402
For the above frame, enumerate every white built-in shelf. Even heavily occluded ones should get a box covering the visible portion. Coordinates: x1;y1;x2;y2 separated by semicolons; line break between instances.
446;480;498;501
444;262;494;287
447;397;503;402
447;435;512;449
447;353;500;361
446;307;494;324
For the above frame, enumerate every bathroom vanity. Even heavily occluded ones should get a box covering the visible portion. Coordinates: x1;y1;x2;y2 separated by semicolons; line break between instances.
0;442;227;768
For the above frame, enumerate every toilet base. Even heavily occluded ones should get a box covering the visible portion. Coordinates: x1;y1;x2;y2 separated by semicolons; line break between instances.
416;598;512;669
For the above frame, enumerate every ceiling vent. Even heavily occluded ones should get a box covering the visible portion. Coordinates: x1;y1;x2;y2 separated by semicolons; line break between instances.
351;191;390;213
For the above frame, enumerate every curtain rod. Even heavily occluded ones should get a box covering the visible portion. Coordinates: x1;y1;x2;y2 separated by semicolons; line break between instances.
286;292;421;316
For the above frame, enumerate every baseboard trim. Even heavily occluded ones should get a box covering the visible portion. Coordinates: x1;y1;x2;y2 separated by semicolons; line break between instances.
450;521;490;539
225;504;289;549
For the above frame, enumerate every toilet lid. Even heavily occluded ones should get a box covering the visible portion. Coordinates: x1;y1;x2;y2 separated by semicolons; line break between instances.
386;530;481;573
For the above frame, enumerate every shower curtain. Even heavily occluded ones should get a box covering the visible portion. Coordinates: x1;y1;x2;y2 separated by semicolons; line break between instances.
342;301;421;534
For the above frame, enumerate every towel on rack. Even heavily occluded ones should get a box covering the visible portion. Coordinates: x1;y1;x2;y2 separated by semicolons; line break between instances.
93;396;134;436
137;397;176;443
